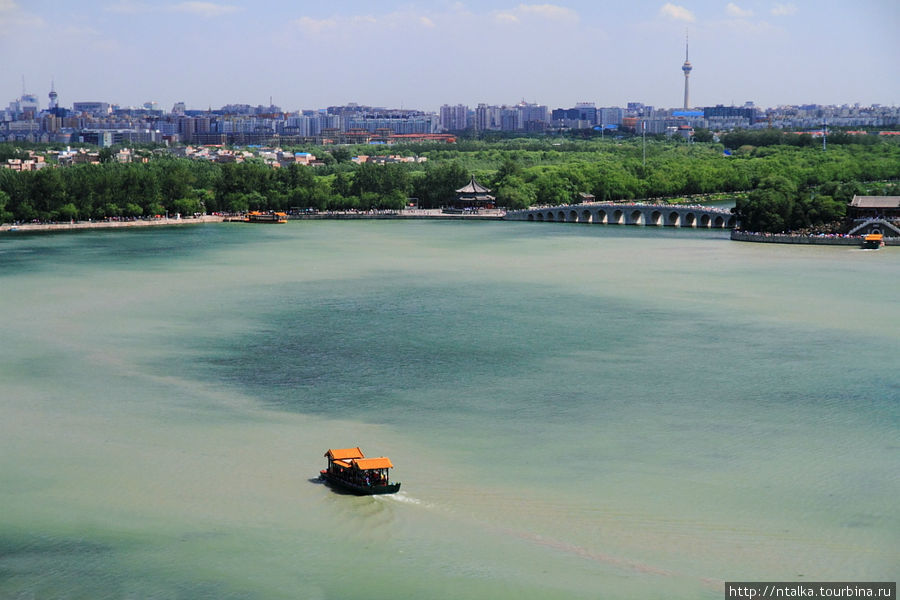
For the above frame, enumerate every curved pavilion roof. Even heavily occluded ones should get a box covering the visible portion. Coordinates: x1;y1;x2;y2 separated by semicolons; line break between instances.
352;457;394;470
456;176;491;194
325;447;365;460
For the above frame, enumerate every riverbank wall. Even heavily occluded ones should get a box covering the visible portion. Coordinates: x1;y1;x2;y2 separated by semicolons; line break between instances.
731;230;898;246
0;210;502;233
289;208;505;221
0;215;226;233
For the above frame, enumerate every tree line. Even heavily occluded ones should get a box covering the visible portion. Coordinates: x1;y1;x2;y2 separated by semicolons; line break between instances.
1;136;899;231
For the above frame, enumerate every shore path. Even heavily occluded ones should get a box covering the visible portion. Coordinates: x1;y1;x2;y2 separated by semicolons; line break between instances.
1;210;509;233
0;215;227;233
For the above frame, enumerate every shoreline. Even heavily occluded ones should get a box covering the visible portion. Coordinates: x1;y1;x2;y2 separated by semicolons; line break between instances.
5;215;896;248
1;210;504;233
731;230;898;246
1;215;227;233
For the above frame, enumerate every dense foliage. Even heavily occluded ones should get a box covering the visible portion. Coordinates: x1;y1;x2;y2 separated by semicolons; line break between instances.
1;136;899;232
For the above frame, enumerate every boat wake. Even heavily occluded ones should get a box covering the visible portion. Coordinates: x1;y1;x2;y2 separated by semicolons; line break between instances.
378;491;429;507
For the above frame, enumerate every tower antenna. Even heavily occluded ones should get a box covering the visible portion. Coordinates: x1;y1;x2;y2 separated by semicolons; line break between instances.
681;30;693;110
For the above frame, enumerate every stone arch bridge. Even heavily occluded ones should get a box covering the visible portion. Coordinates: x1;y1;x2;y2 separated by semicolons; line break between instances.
504;203;737;229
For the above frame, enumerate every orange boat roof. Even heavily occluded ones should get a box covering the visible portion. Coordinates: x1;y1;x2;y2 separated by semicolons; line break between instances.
325;447;365;460
352;457;394;470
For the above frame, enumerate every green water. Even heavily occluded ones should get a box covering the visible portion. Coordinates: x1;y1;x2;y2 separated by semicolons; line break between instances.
1;222;897;599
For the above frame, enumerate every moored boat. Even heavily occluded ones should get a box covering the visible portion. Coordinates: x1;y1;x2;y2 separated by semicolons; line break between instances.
320;447;401;495
861;233;884;249
245;211;287;223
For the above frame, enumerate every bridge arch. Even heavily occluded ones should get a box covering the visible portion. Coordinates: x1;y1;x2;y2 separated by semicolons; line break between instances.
508;203;734;230
628;210;643;225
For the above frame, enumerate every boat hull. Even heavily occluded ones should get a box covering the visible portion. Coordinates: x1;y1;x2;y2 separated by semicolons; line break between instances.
320;470;401;495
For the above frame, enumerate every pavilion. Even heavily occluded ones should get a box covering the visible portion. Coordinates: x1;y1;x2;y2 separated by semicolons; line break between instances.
849;196;900;220
454;176;495;210
847;196;900;237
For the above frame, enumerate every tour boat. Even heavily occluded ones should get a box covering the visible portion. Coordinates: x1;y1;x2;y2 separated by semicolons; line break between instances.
245;211;287;223
320;447;401;495
861;233;884;249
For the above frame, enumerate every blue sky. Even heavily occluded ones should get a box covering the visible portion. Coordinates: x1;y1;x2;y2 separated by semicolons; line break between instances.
1;1;898;111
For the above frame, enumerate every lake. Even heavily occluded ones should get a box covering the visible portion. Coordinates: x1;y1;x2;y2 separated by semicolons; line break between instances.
1;220;897;599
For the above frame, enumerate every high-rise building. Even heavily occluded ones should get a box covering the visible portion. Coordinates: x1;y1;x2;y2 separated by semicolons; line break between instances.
682;33;693;110
475;104;501;131
439;104;469;131
516;102;548;131
599;107;624;127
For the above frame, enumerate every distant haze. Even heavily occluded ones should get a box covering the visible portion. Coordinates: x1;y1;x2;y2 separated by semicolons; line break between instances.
1;0;898;111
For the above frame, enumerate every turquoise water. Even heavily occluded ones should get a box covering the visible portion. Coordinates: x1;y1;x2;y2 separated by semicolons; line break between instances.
1;221;897;599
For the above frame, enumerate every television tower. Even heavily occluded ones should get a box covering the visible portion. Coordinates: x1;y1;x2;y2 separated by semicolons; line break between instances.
681;31;693;110
48;80;58;111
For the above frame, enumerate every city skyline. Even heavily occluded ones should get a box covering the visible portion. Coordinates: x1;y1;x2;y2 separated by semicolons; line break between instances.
1;1;899;112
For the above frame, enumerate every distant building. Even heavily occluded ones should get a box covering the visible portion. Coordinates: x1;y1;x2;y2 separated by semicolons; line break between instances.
72;102;111;116
475;104;501;131
440;104;469;131
517;102;548;131
551;104;596;128
703;105;757;121
599;107;624;127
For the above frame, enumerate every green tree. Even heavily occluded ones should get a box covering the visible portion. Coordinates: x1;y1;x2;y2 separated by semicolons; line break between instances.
412;162;469;208
494;176;536;209
98;147;114;163
734;175;798;232
57;202;79;221
692;128;714;143
172;198;201;216
0;189;15;223
331;147;352;163
331;172;352;198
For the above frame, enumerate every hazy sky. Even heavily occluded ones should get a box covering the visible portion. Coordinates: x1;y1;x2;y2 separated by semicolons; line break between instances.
2;0;898;112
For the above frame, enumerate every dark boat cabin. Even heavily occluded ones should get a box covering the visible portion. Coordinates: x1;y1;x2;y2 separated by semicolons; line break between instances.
348;457;394;487
322;448;397;489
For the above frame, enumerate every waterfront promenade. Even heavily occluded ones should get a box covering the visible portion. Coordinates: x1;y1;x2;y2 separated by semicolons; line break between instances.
731;230;898;246
0;210;503;233
0;214;227;233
